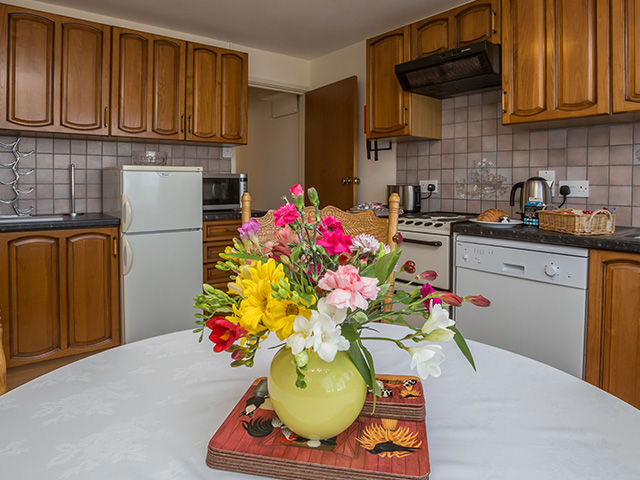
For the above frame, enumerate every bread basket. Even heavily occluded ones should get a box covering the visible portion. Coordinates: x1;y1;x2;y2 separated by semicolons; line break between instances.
537;208;616;235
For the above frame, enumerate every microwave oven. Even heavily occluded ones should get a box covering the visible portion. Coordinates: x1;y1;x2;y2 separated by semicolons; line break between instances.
202;173;247;211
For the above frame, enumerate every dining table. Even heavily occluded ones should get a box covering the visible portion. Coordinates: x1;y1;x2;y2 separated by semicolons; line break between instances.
1;322;639;480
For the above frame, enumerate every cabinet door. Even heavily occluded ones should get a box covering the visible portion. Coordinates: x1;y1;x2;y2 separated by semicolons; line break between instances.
66;230;119;350
502;0;609;124
612;0;640;112
186;43;219;141
0;234;64;366
453;0;499;46
586;250;640;410
59;19;110;133
111;28;186;139
366;26;411;139
219;50;248;143
0;5;109;134
412;15;449;58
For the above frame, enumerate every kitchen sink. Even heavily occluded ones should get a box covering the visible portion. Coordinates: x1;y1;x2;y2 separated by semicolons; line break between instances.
617;228;640;240
0;215;64;224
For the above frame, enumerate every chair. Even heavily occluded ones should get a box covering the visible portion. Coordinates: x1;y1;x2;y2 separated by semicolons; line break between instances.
241;192;400;249
0;313;6;395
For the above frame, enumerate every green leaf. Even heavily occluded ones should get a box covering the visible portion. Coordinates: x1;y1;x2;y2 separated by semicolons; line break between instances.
348;343;373;389
341;322;360;342
449;325;476;371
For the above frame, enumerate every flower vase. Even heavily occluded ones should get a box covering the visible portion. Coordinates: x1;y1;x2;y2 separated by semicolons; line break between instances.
267;347;367;441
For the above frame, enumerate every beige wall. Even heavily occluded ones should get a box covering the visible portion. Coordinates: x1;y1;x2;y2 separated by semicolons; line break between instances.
310;42;396;205
236;88;301;211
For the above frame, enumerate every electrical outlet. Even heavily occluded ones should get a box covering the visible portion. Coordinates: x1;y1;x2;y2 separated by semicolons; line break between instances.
419;180;438;193
538;170;555;188
558;180;589;197
222;147;233;158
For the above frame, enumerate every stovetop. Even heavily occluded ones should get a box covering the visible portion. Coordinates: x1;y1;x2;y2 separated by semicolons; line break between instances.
398;211;475;234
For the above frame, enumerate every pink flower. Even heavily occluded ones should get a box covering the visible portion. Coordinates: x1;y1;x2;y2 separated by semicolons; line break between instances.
320;216;344;234
318;265;380;311
463;295;491;307
420;283;442;312
418;270;438;282
432;291;463;307
317;230;352;255
275;226;297;245
290;184;304;197
273;203;300;227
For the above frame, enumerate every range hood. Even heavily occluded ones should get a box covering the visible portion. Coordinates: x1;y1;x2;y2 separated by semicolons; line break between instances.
395;41;501;99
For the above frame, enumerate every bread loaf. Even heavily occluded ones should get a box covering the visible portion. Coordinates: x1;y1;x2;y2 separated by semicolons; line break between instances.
477;208;508;222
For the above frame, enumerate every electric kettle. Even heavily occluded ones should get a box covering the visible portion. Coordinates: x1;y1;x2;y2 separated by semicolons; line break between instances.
509;177;552;212
386;185;421;213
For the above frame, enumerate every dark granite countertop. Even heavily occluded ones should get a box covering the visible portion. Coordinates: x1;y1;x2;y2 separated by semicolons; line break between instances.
452;221;640;254
203;210;268;222
0;213;120;233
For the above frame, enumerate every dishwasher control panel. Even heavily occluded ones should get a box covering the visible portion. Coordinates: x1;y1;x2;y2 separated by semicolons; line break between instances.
455;239;588;289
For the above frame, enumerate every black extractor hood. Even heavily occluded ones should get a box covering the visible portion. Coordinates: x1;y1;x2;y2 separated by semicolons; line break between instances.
395;41;501;99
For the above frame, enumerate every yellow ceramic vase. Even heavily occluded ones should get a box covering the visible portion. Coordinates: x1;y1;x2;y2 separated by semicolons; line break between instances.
267;348;367;441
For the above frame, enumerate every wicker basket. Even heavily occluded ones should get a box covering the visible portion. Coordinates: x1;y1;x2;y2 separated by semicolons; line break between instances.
537;209;616;235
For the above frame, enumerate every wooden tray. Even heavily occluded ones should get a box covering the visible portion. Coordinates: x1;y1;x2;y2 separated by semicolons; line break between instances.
206;376;430;480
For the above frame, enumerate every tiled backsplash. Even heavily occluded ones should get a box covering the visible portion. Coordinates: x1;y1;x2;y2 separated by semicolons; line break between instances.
0;132;230;216
396;91;640;227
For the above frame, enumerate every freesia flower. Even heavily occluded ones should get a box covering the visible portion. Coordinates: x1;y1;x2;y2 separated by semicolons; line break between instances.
317;230;352;255
350;234;380;253
408;345;446;379
318;265;380;311
420;283;442;312
238;218;259;242
421;303;455;342
310;313;350;362
464;295;491;307
317;297;347;324
290;184;304;197
273;203;300;227
286;315;314;354
206;316;247;352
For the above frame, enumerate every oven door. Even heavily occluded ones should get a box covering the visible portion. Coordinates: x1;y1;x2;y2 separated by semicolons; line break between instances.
396;230;451;290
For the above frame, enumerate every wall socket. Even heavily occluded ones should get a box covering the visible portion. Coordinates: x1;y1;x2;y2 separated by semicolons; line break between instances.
558;180;590;197
222;147;233;158
419;180;438;193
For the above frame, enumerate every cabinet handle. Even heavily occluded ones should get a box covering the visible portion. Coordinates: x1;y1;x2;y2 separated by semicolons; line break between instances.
491;10;497;34
181;114;185;133
403;107;408;126
104;107;108;127
501;90;507;114
113;236;117;257
188;115;192;134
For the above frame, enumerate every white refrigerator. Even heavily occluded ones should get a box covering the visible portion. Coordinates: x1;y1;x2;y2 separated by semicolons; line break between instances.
102;165;203;343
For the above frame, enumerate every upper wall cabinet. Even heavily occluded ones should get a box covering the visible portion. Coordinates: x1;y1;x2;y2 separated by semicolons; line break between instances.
612;0;640;113
366;26;441;141
111;28;186;140
411;0;500;58
502;0;610;124
186;43;248;143
0;5;110;134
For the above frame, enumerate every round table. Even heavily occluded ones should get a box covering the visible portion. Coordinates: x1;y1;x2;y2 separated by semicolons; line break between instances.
1;323;639;479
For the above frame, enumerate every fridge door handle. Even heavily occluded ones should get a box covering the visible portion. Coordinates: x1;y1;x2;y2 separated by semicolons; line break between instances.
122;194;132;232
122;236;133;275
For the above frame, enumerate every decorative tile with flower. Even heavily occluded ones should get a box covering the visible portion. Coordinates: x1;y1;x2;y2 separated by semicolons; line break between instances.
194;184;490;396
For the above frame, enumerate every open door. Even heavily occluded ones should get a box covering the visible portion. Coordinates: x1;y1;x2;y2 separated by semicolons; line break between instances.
304;76;357;209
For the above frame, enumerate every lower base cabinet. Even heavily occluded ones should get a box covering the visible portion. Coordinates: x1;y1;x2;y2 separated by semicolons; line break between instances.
0;227;120;368
203;219;241;290
586;249;640;409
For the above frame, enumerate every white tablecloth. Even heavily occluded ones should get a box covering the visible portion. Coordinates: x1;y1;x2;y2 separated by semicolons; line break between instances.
1;323;639;479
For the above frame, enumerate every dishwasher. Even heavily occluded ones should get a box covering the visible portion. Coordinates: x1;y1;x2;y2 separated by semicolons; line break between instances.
454;235;589;378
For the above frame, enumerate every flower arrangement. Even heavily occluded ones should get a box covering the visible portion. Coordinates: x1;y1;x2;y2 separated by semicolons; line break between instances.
194;185;489;394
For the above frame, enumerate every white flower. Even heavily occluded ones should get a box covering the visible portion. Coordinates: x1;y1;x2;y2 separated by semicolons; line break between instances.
286;315;313;354
317;297;347;325
310;313;350;362
421;303;455;341
350;234;380;253
408;345;446;379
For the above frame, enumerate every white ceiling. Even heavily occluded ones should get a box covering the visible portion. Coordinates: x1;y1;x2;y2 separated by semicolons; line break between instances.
35;0;467;60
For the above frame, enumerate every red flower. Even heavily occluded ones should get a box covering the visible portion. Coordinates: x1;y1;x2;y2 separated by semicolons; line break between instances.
320;216;344;234
392;232;404;245
206;316;247;353
317;230;353;255
464;295;491;307
432;291;463;307
419;283;442;312
402;260;416;274
290;184;303;197
273;203;301;227
418;270;438;282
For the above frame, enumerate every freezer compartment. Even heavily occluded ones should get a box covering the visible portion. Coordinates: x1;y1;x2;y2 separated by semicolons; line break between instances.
121;229;203;343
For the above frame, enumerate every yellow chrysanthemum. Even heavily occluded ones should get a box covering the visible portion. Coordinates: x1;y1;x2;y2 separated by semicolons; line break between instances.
265;298;313;340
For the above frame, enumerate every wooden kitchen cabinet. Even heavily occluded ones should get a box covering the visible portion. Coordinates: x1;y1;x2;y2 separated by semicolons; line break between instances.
366;26;441;140
203;219;241;289
612;0;640;112
586;249;640;410
411;0;499;58
111;27;186;139
0;4;110;134
0;227;120;368
186;43;248;144
501;0;610;125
